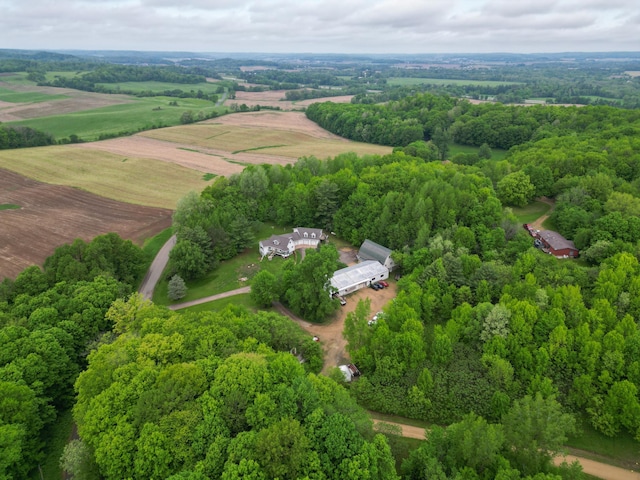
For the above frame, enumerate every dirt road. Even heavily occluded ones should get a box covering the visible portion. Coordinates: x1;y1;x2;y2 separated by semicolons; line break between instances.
138;235;176;300
530;196;556;230
372;420;640;480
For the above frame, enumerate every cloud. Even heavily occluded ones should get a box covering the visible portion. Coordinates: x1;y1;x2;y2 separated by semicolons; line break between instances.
0;0;638;53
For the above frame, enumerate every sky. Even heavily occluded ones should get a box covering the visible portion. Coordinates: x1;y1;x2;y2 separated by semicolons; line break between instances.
1;0;638;54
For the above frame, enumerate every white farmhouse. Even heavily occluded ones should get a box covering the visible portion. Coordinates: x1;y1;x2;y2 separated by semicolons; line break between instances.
259;227;326;259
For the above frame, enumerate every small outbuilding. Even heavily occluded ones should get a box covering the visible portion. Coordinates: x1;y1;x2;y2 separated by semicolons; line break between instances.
358;239;395;271
536;230;579;258
329;260;389;297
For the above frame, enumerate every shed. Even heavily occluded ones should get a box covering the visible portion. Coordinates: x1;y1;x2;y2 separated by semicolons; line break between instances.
329;260;389;297
358;239;395;271
536;230;579;258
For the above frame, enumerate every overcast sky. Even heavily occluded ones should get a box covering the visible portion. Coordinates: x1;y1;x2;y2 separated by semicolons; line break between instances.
1;0;638;54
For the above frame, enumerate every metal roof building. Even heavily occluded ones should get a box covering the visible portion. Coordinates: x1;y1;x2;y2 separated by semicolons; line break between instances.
330;260;389;297
358;239;396;271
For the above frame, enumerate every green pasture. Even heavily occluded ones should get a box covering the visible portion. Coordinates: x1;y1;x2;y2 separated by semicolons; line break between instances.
511;201;551;224
0;86;67;103
95;80;222;95
6;96;224;141
388;77;522;87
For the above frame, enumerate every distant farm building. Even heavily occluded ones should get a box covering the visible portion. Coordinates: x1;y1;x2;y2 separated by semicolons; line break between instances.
536;230;579;258
330;260;389;297
259;227;326;259
358;239;395;271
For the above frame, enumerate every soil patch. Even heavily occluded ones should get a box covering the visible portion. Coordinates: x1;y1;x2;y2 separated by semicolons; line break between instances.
0;169;172;279
276;246;396;374
231;91;354;110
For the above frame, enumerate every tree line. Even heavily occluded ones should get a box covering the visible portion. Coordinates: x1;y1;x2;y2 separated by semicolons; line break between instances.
0;125;55;149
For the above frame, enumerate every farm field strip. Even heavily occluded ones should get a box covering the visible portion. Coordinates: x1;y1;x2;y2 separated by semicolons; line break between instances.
0;145;212;209
387;77;523;86
0;169;173;279
0;86;68;103
4;96;219;140
95;80;223;94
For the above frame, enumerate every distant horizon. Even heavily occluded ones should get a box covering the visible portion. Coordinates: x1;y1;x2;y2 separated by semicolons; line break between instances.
5;48;640;59
1;1;637;55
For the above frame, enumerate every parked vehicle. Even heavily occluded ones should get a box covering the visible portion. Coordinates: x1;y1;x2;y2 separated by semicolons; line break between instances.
378;280;389;288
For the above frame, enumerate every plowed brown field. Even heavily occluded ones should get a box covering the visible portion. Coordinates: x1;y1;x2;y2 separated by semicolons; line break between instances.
0;169;172;279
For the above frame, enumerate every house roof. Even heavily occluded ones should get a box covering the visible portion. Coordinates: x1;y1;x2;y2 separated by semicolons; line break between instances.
330;260;388;291
294;227;325;239
537;230;577;251
359;239;392;263
260;234;293;248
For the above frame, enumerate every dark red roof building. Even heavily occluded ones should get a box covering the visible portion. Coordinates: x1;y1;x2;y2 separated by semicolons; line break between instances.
536;230;579;258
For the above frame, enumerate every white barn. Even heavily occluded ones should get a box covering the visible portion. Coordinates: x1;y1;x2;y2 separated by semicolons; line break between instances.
358;239;395;271
329;260;389;297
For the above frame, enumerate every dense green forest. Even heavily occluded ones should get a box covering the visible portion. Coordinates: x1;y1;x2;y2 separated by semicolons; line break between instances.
3;50;640;478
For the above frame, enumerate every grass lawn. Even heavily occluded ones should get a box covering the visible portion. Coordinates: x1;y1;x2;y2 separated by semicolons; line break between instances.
511;201;551;224
6;96;224;141
0;203;21;210
0;86;68;103
31;409;74;480
142;227;174;258
154;224;295;306
388;77;522;87
178;293;260;313
448;143;508;161
541;215;558;231
0;146;210;209
566;417;640;468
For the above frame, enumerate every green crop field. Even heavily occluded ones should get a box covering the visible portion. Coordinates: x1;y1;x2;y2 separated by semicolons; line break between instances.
141;123;392;160
0;72;37;85
0;86;68;103
96;80;223;94
6;96;224;141
0;146;212;209
387;77;522;87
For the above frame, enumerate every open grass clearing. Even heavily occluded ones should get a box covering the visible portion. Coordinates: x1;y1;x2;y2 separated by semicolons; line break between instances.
0;72;34;85
511;201;551;224
0;146;211;209
6;96;223;141
388;77;522;87
0;86;68;103
566;416;640;470
30;409;74;480
154;223;296;306
178;293;259;313
142;227;174;259
448;143;508;161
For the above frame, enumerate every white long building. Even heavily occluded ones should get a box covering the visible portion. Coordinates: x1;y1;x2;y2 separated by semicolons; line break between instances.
329;260;389;297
